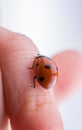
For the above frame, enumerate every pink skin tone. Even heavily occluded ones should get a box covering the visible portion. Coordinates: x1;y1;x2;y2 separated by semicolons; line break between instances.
0;27;82;130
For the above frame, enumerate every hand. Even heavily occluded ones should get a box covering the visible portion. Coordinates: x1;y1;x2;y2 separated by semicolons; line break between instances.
0;26;82;130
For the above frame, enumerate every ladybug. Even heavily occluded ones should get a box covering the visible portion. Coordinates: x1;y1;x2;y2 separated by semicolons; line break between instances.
29;54;58;89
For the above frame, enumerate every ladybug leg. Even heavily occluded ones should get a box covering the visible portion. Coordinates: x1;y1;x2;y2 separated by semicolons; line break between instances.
27;58;36;69
33;76;36;88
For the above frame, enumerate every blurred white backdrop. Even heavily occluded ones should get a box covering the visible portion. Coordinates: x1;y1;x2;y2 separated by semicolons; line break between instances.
1;0;82;130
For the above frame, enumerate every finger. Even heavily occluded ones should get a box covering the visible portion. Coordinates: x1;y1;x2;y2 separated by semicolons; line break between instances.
0;70;10;130
0;27;64;130
52;51;82;103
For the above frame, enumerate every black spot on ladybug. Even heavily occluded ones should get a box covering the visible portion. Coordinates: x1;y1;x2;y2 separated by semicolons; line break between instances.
36;63;39;67
39;77;45;81
44;64;51;69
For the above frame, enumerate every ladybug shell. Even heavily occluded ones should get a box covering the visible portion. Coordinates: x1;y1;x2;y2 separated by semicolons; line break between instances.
34;55;58;89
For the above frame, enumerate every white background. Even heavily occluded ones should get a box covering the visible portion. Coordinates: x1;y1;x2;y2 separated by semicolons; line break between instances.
1;0;82;130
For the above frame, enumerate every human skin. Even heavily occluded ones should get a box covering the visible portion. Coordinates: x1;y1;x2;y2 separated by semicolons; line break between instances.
0;26;82;130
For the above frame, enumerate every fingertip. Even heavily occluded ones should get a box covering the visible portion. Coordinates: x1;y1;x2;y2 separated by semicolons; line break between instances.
52;50;82;103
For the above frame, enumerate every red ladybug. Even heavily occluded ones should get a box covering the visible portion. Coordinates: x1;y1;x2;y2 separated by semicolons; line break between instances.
29;54;58;89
